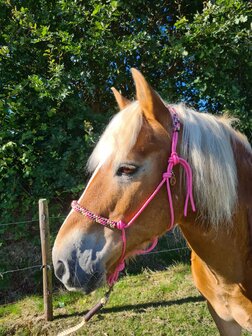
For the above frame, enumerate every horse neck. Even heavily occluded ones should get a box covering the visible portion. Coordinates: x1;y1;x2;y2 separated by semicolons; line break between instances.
177;136;252;282
233;134;252;208
178;210;251;282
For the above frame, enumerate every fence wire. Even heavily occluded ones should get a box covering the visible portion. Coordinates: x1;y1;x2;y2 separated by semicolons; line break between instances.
0;265;42;278
0;213;189;283
0;216;66;227
0;216;57;277
0;246;189;279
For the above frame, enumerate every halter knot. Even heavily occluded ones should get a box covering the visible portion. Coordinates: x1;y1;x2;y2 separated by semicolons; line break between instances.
162;172;171;179
116;220;127;230
169;152;180;165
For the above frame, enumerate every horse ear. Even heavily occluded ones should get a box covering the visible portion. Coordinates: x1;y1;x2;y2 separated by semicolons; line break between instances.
131;68;169;127
111;87;131;110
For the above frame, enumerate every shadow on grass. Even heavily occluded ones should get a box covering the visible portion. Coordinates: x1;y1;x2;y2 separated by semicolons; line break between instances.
54;295;205;320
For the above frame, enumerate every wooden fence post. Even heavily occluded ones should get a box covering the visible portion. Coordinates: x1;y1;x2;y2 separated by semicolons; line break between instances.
39;198;53;321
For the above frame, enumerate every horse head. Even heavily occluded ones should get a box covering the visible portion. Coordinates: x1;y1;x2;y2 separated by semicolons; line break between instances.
52;69;184;293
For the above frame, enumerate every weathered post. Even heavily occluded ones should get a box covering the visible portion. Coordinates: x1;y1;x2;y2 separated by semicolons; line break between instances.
39;198;53;321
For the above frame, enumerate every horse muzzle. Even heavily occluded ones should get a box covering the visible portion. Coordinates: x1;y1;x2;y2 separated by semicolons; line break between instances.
52;238;106;294
54;260;105;294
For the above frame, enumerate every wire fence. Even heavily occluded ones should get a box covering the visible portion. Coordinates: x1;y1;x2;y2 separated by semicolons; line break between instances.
0;201;190;325
0;215;189;280
0;265;42;278
0;246;189;279
0;215;58;280
0;216;66;227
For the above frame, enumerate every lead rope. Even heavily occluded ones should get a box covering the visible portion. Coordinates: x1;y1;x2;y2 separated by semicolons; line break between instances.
57;285;114;336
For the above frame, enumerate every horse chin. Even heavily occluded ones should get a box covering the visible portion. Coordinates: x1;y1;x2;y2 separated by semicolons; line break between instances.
84;273;106;294
62;270;106;295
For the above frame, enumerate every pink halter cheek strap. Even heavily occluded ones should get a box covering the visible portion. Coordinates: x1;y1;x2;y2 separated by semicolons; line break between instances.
106;225;158;286
71;107;196;286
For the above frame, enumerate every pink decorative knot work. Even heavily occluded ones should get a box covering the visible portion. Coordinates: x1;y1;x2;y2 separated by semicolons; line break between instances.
71;201;118;229
71;106;196;286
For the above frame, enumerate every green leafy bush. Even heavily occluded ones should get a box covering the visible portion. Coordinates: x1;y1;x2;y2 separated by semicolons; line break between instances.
0;0;251;225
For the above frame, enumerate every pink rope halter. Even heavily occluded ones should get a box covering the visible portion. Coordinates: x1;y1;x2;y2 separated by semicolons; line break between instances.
71;107;196;286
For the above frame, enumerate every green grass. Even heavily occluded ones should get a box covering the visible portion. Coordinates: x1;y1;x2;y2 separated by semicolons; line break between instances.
0;263;251;336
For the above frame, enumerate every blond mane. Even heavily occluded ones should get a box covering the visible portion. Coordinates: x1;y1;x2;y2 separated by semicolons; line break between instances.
87;101;251;227
174;104;241;227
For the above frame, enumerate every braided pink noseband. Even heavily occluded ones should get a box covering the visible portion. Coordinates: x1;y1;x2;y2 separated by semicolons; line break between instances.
71;107;196;286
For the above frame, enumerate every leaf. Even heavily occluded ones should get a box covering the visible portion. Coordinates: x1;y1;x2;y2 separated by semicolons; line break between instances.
91;4;102;16
175;16;188;29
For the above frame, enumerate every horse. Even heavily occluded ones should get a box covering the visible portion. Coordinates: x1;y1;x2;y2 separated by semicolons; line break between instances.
52;68;252;335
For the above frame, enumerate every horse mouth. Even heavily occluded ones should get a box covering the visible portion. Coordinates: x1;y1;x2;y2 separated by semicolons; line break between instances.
63;271;106;294
84;272;105;294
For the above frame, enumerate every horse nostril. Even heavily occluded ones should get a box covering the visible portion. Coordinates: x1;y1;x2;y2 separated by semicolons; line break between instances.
55;260;66;280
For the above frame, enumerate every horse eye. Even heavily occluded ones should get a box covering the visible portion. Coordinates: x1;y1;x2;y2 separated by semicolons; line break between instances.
116;164;138;176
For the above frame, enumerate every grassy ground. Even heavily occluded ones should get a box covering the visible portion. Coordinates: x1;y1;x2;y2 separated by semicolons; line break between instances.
1;263;251;336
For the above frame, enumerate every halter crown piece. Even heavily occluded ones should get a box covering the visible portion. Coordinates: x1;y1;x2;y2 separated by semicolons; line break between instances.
71;106;196;286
